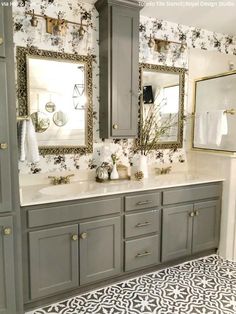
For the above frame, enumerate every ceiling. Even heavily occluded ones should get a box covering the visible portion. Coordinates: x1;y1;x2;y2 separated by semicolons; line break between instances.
86;0;236;37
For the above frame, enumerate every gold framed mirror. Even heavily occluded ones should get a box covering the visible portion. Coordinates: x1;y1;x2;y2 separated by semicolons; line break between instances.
139;63;186;150
16;46;93;155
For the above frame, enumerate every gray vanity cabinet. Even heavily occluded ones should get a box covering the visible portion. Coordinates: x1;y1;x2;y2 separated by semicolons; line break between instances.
192;200;220;253
162;204;193;262
95;0;141;138
79;216;121;285
0;7;5;58
0;7;11;213
0;216;16;314
162;200;221;262
29;224;79;299
0;60;11;213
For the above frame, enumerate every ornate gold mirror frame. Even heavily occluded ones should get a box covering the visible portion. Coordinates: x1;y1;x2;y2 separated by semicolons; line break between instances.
139;63;186;150
16;46;93;155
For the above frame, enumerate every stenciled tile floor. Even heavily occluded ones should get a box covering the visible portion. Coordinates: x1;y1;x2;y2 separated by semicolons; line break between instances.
27;255;236;314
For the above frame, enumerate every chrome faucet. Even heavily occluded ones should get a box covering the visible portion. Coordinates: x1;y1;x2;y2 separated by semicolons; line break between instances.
48;174;75;185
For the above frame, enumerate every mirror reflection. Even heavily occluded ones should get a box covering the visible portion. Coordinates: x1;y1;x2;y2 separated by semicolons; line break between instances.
140;64;185;148
53;111;68;127
193;71;236;152
30;111;50;133
28;57;86;147
17;47;93;155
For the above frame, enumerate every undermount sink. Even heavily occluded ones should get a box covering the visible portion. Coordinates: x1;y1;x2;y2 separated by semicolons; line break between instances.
39;182;95;197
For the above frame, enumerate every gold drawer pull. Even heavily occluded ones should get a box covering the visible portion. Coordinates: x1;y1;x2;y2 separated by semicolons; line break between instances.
80;232;87;240
71;234;78;241
3;227;12;236
194;210;199;216
189;212;194;217
0;143;8;150
0;37;3;46
136;222;151;228
113;124;118;130
136;200;153;206
136;251;151;258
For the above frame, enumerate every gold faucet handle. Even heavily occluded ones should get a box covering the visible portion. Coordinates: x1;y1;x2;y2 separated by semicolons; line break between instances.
48;176;60;185
48;174;75;185
62;174;75;184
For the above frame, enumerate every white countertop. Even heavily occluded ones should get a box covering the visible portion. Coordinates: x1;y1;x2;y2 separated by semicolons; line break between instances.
20;172;224;207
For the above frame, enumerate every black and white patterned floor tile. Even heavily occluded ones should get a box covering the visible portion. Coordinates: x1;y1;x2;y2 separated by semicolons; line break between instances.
26;255;236;314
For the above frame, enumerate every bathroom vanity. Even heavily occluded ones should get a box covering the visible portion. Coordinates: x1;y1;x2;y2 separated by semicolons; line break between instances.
21;176;222;310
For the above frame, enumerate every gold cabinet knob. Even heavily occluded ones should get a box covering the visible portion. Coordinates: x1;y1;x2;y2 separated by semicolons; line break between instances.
0;37;3;46
189;212;194;217
194;210;199;216
0;143;8;150
113;124;118;130
80;232;87;240
71;234;78;241
3;227;12;236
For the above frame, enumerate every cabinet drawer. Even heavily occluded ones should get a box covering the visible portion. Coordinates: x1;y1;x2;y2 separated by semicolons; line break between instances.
125;235;160;271
28;197;122;228
125;192;161;211
125;210;160;238
163;183;221;205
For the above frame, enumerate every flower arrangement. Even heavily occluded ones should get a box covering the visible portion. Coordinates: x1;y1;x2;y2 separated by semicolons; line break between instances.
111;153;119;165
135;102;179;156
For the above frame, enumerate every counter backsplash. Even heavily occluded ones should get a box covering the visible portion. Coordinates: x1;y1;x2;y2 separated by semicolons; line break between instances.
13;0;236;175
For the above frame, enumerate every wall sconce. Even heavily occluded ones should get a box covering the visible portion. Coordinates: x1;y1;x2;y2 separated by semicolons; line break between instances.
26;10;88;40
148;35;187;53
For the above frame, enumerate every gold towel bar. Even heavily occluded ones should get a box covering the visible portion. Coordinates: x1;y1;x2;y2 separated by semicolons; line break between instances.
191;109;235;117
224;109;235;115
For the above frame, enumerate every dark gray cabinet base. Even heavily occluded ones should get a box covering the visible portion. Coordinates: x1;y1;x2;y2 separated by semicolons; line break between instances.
22;182;222;310
29;225;79;299
162;204;193;262
192;200;220;253
162;200;221;262
0;217;16;314
79;217;121;284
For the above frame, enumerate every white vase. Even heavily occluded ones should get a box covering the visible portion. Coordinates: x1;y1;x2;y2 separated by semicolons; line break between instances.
138;155;148;178
110;163;119;180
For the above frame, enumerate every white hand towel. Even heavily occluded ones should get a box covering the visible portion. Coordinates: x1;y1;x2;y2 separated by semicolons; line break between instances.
26;119;40;163
19;120;27;162
194;112;208;145
19;119;40;163
207;110;228;146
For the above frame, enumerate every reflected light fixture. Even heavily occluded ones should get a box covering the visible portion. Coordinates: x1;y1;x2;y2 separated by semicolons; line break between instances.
73;84;85;110
148;35;187;53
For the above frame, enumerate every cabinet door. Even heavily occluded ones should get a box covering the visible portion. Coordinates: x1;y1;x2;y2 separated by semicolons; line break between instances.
0;60;11;213
162;205;193;262
192;200;221;253
111;6;139;137
29;225;79;299
80;216;121;284
0;217;16;314
0;7;5;58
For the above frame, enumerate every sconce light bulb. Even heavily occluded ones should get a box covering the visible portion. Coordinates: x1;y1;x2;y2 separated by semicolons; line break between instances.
180;40;187;53
30;16;38;27
52;25;62;36
165;42;170;51
78;25;86;40
30;10;38;27
147;35;155;48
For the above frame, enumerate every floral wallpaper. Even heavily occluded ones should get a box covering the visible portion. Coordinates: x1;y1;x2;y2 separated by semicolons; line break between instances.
13;0;236;175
